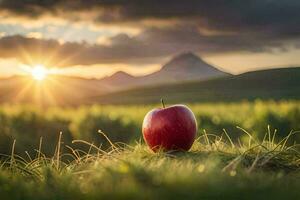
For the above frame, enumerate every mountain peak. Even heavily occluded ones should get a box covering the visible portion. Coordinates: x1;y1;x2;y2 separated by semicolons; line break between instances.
161;52;212;72
99;71;135;87
111;71;134;79
172;52;203;62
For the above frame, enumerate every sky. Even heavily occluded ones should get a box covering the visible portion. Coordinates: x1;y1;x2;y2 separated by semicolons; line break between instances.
0;0;300;78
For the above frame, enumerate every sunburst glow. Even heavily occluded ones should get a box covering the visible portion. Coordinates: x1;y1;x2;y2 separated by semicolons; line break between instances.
16;64;65;106
31;65;48;80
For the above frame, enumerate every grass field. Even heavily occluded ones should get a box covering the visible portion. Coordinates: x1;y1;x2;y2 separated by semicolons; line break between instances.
1;101;300;199
1;130;300;200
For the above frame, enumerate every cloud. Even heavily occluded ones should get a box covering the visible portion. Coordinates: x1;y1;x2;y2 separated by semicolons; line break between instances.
0;1;300;67
0;24;292;67
1;0;300;36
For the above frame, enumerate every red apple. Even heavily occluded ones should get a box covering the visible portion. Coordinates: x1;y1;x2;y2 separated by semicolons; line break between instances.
142;102;197;152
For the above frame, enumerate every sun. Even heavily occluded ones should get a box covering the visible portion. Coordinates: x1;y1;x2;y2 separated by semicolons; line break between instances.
31;65;48;81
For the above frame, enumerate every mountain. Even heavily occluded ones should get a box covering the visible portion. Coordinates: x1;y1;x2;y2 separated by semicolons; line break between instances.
91;67;300;104
98;52;230;90
142;52;229;84
99;71;136;90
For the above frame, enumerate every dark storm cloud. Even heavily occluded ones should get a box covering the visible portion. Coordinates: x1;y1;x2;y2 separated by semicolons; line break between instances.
0;0;300;66
1;0;300;35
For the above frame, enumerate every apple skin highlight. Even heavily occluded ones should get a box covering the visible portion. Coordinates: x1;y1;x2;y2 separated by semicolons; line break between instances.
142;105;197;152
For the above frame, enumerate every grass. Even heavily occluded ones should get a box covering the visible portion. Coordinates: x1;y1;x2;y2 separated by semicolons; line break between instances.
1;128;300;200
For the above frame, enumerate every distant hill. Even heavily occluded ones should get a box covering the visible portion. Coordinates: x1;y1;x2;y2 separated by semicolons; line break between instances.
99;71;137;90
99;52;230;89
91;67;300;104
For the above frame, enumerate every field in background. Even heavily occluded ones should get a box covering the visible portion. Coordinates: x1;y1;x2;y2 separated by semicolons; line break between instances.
0;100;300;157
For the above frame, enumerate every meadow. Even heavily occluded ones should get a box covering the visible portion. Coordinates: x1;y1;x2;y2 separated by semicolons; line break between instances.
1;101;300;199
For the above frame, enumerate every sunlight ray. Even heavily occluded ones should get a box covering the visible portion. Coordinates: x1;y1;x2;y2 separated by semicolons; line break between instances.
12;78;35;103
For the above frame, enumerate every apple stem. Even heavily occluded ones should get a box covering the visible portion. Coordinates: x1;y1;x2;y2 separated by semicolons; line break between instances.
161;98;165;108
